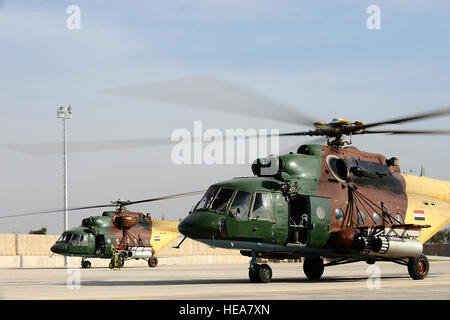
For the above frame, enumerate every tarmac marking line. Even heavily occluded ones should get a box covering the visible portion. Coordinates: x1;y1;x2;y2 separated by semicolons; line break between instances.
47;280;450;300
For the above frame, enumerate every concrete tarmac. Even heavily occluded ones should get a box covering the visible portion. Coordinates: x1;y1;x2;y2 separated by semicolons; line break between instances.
0;261;449;300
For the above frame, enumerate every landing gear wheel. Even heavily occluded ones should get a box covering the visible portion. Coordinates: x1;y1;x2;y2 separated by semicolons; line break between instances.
248;264;272;283
257;264;272;283
148;257;158;268
408;254;429;280
81;260;91;269
303;257;324;280
119;254;125;268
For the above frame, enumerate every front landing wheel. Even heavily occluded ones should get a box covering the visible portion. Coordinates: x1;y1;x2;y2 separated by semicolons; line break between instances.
303;257;324;280
408;254;429;280
249;264;272;283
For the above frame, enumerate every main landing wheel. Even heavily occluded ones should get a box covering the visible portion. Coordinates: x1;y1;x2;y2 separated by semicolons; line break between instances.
148;257;158;268
303;257;324;280
249;264;272;283
81;260;91;269
408;254;429;280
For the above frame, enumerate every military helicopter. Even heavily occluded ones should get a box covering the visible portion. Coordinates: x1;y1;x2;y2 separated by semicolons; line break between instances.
1;191;202;269
101;76;450;283
4;76;450;282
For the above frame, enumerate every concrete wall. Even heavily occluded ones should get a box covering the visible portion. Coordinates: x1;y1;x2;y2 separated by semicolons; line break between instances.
0;234;60;256
0;234;248;268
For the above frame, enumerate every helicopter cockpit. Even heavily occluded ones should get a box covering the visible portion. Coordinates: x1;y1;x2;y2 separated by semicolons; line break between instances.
193;185;274;220
51;229;92;256
56;232;89;246
179;177;288;244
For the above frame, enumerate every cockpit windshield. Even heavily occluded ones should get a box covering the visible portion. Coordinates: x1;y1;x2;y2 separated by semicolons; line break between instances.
195;186;219;210
69;234;80;246
57;232;72;243
210;188;234;212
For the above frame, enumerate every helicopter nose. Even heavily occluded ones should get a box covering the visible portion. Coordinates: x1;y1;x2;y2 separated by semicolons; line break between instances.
178;214;197;238
50;243;67;254
178;211;220;239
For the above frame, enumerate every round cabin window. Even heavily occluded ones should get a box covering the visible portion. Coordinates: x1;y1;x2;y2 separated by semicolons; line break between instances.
334;208;344;221
373;213;382;224
316;206;326;220
358;211;366;224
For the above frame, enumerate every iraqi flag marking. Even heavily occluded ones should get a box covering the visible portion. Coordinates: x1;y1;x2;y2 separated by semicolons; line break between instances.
414;210;425;221
154;235;161;241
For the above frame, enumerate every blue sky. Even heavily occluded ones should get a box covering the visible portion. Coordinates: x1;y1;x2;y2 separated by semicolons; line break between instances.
0;0;449;233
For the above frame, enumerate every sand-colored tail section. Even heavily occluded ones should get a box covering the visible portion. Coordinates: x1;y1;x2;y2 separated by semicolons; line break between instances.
403;175;450;243
151;220;180;254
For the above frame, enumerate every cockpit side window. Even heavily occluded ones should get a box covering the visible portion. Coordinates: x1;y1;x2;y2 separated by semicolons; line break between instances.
79;234;89;246
195;186;219;210
59;232;73;243
69;234;80;246
57;232;66;242
250;192;273;221
229;191;251;219
210;188;235;212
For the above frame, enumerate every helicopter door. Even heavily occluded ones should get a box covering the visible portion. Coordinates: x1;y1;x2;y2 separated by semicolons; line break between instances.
308;196;331;248
95;235;105;255
225;191;275;242
248;192;275;241
289;196;310;245
226;190;253;239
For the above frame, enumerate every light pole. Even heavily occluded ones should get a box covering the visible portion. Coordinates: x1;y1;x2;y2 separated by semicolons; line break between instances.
57;105;72;267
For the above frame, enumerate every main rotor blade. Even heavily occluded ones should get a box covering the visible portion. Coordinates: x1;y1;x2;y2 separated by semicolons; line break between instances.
278;131;314;137
363;129;450;135
3;138;172;155
4;131;309;155
0;190;205;219
0;204;115;219
127;190;205;206
358;105;450;130
101;75;317;126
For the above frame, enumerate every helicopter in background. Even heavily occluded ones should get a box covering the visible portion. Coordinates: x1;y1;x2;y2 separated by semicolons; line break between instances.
2;191;202;269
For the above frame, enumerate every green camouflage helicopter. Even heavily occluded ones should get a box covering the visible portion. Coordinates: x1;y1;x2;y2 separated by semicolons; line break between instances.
103;76;450;283
1;192;202;269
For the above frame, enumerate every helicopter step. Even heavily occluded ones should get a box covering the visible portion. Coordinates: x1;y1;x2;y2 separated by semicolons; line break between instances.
286;242;306;247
